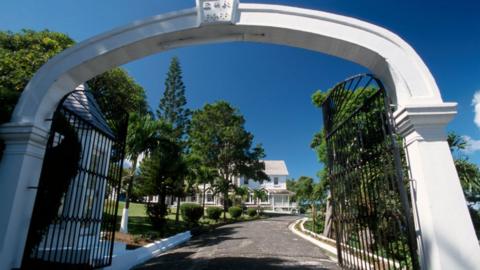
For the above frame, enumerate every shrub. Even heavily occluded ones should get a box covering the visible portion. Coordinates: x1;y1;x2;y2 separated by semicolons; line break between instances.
180;203;203;224
299;207;306;214
146;203;168;229
206;207;223;222
246;208;257;217
228;206;242;219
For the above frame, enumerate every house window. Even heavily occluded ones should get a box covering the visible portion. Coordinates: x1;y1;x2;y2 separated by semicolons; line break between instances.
190;194;197;202
274;177;279;185
244;178;249;185
206;193;214;203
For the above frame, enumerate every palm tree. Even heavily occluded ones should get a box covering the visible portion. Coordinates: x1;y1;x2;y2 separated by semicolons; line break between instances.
252;188;267;213
196;165;218;215
120;113;158;233
232;185;249;206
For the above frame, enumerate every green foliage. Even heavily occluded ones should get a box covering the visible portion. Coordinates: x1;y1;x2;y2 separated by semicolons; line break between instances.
447;132;480;239
0;29;147;125
295;176;315;204
146;202;168;229
189;101;269;217
0;29;74;124
252;188;267;204
206;207;223;222
0;30;148;160
246;208;257;217
232;185;249;205
228;206;242;219
180;203;203;224
87;67;148;117
137;121;187;227
310;85;416;261
157;57;191;138
299;207;306;214
124;113;160;206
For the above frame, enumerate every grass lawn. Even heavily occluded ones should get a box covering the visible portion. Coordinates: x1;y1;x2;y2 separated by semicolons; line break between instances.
114;201;263;247
304;219;324;234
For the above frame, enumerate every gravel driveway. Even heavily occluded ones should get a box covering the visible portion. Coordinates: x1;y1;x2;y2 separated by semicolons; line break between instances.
135;215;339;270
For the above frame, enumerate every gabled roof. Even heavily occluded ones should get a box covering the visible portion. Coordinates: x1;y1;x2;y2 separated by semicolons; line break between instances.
262;160;289;176
63;87;115;138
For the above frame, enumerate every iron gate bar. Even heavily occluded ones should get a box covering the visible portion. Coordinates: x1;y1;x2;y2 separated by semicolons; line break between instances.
22;90;127;269
322;74;419;270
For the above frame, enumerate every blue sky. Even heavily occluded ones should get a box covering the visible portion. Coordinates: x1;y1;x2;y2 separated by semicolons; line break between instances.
1;0;480;180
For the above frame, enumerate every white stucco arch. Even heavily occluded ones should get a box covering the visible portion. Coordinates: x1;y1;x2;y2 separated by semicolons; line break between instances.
12;3;444;129
0;2;478;270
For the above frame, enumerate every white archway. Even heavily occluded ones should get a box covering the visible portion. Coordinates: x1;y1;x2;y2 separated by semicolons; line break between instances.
0;1;478;269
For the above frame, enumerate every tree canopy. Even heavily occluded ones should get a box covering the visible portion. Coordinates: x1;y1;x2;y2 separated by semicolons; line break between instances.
189;101;269;218
0;30;74;123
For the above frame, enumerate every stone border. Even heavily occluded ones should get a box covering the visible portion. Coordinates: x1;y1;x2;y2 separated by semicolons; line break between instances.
103;231;192;270
289;218;338;262
290;218;404;269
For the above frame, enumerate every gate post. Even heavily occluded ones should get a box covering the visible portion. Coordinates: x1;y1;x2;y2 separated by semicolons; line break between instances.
0;122;49;270
395;103;480;270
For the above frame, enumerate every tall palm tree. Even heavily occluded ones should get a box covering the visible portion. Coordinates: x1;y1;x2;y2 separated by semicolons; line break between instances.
120;113;158;233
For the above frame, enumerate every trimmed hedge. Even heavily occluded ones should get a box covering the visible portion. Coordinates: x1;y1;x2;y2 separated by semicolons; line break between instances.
180;203;203;224
246;208;257;217
206;207;223;222
228;206;242;219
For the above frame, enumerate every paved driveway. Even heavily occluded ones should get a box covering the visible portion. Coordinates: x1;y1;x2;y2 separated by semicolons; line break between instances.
135;215;339;270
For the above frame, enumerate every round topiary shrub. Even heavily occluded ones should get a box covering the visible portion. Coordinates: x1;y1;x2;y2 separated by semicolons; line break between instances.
180;203;203;224
206;207;223;222
228;206;242;219
246;208;257;217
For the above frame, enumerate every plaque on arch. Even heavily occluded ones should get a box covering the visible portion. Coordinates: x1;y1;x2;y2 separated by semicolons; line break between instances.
196;0;239;25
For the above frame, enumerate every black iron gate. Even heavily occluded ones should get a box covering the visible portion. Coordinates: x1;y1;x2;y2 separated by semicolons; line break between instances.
322;74;419;270
22;90;127;269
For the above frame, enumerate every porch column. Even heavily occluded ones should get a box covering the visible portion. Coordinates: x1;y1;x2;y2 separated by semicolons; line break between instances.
0;122;49;269
394;103;480;270
272;194;275;211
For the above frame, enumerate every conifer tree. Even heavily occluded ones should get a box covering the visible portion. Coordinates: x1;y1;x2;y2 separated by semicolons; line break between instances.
157;57;190;139
156;57;191;221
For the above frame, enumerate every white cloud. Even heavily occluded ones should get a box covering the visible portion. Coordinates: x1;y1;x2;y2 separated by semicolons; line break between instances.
473;91;480;128
462;135;480;154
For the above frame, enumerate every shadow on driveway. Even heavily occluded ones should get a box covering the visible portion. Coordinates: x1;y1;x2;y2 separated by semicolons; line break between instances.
135;251;334;270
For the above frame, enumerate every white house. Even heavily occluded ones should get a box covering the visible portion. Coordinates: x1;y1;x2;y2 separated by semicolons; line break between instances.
236;160;296;212
146;160;296;213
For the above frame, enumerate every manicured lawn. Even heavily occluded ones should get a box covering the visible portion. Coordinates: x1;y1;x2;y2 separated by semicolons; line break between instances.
117;201;147;217
114;201;264;247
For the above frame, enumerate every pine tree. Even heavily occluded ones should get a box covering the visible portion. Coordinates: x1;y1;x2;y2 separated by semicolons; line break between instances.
157;57;190;138
157;57;191;222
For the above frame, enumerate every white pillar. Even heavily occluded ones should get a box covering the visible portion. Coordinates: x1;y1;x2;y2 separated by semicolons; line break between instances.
120;208;129;233
395;103;480;270
272;194;275;211
0;122;49;269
